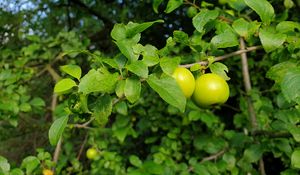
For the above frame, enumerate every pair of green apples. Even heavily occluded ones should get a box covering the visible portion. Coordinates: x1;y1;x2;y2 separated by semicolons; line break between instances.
172;67;230;107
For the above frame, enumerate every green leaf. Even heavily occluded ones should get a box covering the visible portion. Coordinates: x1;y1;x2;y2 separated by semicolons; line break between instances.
188;110;219;128
276;21;300;33
19;103;31;112
259;28;286;53
232;18;250;38
147;74;186;112
78;69;119;94
243;144;263;163
160;57;181;75
281;68;300;104
153;0;163;13
126;61;148;78
126;20;164;38
266;61;297;84
244;0;275;24
193;164;210;175
0;156;10;172
10;168;24;175
115;36;140;62
111;23;127;41
115;80;125;98
124;77;141;103
173;30;189;45
288;126;300;142
143;161;164;174
211;31;239;48
141;45;159;66
129;155;143;167
113;124;130;143
209;62;230;80
228;0;247;11
92;94;112;126
291;149;300;169
115;101;128;115
49;116;68;145
21;156;40;174
60;65;81;80
54;78;77;94
165;0;183;13
30;97;45;107
222;153;236;170
193;10;219;33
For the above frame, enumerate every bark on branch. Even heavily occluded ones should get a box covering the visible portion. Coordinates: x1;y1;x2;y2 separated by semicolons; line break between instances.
180;46;262;68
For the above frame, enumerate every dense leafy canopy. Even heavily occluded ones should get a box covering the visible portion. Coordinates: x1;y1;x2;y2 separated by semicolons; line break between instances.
1;0;300;175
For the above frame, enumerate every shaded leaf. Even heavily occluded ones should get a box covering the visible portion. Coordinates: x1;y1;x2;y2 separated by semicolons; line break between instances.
276;21;300;33
124;77;141;103
126;20;164;38
281;68;300;104
49;116;68;145
92;94;112;126
165;0;183;13
291;149;300;169
129;155;143;167
259;28;286;53
153;0;164;13
193;10;219;33
266;61;296;84
21;156;40;175
243;144;263;163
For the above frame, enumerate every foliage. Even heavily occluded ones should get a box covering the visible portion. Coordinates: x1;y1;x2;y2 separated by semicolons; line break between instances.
1;0;300;175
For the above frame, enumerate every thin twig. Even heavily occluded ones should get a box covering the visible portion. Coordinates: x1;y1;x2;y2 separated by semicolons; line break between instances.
180;46;262;68
76;134;88;160
184;0;200;9
52;138;62;172
73;117;95;129
252;130;291;138
47;64;61;174
200;149;227;163
36;53;63;77
239;38;265;175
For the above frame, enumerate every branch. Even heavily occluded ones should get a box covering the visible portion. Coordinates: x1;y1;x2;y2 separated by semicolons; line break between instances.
200;148;227;163
73;117;95;129
184;0;200;9
69;0;112;25
46;64;61;82
252;130;292;138
239;38;258;130
52;138;62;172
239;38;265;175
180;46;262;68
76;134;88;160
